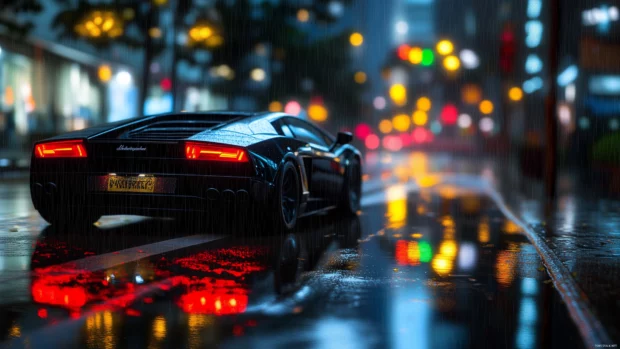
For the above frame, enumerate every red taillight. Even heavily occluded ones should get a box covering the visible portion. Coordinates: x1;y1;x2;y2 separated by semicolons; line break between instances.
35;140;87;158
185;142;248;162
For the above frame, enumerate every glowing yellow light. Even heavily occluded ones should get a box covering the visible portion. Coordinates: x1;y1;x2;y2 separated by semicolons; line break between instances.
98;65;112;82
386;185;407;229
432;255;453;276
350;32;364;46
479;100;494;114
389;84;407;106
250;68;266;81
297;9;310;22
379;119;393;134
102;18;114;31
436;40;454;55
412;110;428;126
443;55;461;71
206;35;224;47
407;241;421;265
199;26;212;39
408;47;423;64
148;27;162;38
153;316;166;340
189;27;200;40
78;11;124;39
308;104;328;122
268;101;283;112
417;174;440;188
392;114;411;132
354;71;367;84
416;97;431;111
153;0;168;5
478;217;490;243
503;220;521;234
439;240;458;258
496;250;516;287
508;87;523;101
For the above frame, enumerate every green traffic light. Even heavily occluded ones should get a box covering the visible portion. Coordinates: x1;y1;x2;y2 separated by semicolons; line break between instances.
419;241;432;262
421;49;434;66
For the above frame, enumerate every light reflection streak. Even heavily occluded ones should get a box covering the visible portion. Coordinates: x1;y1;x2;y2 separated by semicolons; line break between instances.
386;185;407;229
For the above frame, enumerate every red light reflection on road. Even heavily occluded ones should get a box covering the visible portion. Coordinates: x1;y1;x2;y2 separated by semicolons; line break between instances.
180;290;248;315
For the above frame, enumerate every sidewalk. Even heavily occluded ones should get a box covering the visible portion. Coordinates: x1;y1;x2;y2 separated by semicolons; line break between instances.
497;157;620;344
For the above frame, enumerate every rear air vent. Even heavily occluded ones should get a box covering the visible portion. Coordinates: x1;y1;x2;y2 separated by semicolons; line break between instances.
122;121;219;140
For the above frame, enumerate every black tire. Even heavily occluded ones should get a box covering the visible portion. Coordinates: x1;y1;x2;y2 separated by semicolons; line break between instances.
339;157;362;215
39;208;100;232
272;161;300;233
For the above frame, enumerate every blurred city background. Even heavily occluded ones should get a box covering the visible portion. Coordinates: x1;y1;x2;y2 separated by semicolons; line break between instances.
1;0;619;193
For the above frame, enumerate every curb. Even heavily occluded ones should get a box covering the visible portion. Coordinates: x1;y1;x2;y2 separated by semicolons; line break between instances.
485;187;612;348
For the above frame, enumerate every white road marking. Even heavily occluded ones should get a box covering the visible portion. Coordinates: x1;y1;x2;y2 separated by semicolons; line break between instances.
56;234;224;272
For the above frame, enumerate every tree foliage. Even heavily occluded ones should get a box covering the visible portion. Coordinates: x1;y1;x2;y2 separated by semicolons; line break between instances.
0;0;43;37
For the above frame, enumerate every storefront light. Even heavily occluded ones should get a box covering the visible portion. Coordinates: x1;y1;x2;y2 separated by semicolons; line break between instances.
115;71;132;86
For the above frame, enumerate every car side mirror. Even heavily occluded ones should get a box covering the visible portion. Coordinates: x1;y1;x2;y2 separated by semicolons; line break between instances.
336;132;353;145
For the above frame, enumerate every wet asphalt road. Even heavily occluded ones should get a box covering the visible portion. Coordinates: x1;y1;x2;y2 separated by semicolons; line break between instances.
0;153;587;349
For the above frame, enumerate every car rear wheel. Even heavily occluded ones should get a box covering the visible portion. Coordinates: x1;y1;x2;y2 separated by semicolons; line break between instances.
339;157;362;215
272;161;300;233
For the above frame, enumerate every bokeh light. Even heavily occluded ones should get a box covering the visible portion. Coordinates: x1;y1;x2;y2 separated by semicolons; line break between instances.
443;55;461;71
379;119;393;134
365;134;380;150
457;114;472;129
421;49;435;66
389;84;407;106
297;9;310;22
430;120;443;134
250;68;266;81
479;100;494;114
416;97;431;111
441;104;458;125
373;96;386;110
350;32;364;46
459;49;480;69
383;135;403;151
98;65;112;82
462;84;483;104
355;123;372;140
397;44;411;60
284;101;301;116
412;110;428;126
308;104;328;122
508;87;523;101
479;117;494;133
436;40;454;55
392;114;411;132
354;71;367;84
268;101;283;112
412;127;428;143
408;47;423;64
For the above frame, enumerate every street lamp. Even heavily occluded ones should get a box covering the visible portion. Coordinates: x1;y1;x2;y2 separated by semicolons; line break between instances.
74;10;124;39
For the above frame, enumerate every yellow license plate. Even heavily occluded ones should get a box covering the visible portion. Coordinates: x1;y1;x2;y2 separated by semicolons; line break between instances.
107;176;155;193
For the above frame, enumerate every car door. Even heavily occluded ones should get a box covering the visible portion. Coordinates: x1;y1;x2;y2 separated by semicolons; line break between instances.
283;118;343;205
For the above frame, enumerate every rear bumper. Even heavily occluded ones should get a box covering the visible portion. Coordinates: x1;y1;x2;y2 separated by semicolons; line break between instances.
30;172;273;217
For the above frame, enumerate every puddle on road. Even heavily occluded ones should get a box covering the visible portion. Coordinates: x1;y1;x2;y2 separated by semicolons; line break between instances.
0;186;586;349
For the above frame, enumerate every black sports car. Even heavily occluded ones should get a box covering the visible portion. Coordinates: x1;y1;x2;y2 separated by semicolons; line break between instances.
30;111;362;231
